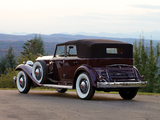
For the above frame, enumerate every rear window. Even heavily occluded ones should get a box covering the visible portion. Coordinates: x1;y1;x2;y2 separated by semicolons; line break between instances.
106;48;124;54
90;44;133;58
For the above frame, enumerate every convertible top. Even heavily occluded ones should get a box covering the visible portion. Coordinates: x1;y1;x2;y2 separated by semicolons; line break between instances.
57;39;128;46
57;39;133;58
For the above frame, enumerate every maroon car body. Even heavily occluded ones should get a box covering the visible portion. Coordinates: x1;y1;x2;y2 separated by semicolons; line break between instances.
14;39;147;100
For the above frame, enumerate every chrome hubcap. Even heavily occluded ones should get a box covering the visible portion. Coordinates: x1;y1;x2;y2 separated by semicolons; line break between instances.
35;67;42;80
80;79;88;94
19;76;25;88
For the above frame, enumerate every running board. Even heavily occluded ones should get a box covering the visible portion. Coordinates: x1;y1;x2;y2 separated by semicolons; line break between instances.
42;84;73;89
13;76;73;89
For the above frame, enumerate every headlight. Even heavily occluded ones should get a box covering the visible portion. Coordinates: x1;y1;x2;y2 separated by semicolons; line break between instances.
26;61;33;66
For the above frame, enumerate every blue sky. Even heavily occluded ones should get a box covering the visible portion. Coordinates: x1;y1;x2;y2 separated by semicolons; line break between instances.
0;0;160;36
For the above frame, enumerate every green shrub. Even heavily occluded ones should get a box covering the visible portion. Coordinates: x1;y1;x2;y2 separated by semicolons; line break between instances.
0;68;17;88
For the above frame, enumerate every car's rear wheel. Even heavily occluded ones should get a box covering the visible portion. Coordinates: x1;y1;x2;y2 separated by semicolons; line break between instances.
16;71;31;93
32;61;47;84
119;88;138;100
56;88;67;93
76;73;95;100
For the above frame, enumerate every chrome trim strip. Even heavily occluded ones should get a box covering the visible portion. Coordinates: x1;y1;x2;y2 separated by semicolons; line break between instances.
108;64;132;67
42;84;73;89
97;81;147;88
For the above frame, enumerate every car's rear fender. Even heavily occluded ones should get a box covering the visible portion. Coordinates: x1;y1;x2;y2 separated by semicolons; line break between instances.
15;64;42;87
73;64;99;88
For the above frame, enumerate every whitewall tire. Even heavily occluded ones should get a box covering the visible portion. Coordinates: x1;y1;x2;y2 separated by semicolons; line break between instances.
16;71;31;93
32;61;47;84
76;73;95;100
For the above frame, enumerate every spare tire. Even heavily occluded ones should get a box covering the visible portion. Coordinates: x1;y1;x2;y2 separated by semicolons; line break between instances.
32;60;47;84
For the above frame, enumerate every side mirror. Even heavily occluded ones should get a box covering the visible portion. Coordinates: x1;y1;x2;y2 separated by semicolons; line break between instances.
69;46;74;49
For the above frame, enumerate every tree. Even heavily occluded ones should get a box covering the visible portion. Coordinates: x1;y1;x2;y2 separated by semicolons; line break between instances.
17;52;38;65
0;57;7;75
0;46;16;75
133;35;160;92
133;36;148;78
147;41;160;92
0;68;17;88
21;35;45;57
5;46;17;69
17;34;45;64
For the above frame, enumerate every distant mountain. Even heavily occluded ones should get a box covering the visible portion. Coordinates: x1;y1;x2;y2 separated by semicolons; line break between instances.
11;32;29;35
0;32;159;47
0;33;153;43
0;33;160;65
0;40;57;57
73;31;160;41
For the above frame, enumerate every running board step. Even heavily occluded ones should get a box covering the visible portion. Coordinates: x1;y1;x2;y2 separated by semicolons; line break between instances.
42;84;73;89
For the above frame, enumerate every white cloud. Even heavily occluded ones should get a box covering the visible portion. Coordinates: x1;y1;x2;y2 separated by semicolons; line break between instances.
130;4;160;10
0;0;160;34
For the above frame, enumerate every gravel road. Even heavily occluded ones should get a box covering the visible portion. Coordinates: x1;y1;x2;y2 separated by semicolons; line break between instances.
0;90;160;120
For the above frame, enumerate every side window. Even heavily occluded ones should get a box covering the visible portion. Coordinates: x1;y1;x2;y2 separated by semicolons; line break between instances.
67;45;77;57
55;46;65;57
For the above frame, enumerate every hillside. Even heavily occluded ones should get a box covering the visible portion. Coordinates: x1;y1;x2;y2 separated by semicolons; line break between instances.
0;41;57;57
0;33;159;59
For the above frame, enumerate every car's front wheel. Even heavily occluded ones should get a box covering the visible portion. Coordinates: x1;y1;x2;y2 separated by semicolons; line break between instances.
119;88;138;100
16;71;31;93
76;73;95;100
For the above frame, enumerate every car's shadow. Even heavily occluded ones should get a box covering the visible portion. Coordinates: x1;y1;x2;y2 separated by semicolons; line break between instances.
26;90;136;102
29;91;79;99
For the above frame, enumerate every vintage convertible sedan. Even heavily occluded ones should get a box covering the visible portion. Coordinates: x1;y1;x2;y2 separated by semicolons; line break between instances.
14;39;147;100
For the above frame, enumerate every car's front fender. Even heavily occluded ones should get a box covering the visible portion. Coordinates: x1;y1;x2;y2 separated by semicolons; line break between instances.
15;64;42;86
15;64;32;75
74;64;99;88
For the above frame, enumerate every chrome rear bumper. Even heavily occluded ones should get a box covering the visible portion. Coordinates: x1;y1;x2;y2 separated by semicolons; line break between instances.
97;81;147;88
